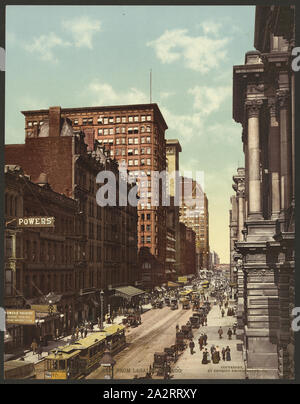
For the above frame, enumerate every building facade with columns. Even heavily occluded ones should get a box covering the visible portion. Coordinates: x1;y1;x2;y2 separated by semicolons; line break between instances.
232;6;295;379
229;168;246;314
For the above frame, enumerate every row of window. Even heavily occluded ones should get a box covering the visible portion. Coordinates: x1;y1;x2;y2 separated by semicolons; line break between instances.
98;136;152;145
128;158;152;166
78;115;152;125
97;125;152;136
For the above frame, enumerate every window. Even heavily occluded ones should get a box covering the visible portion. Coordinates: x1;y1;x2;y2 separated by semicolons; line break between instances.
74;119;79;125
128;149;133;156
103;117;108;124
82;118;87;125
147;159;151;166
121;116;126;123
109;128;114;135
141;148;145;155
146;126;151;132
88;118;93;124
134;138;139;144
116;127;120;134
128;116;133;122
134;116;139;122
146;236;151;243
147;148;151;154
146;225;151;232
122;149;126;156
104;129;109;135
134;149;139;155
141;126;145;133
141;116;146;122
97;117;103;124
147;214;151;220
122;127;126;134
116;116;121;123
141;137;145;144
147;115;151;121
128;138;133;145
28;121;33;127
98;129;103;135
122;138;126;144
109;117;114;123
116;138;120;145
141;159;145;166
134;160;139;166
128;160;133;166
146;137;151;143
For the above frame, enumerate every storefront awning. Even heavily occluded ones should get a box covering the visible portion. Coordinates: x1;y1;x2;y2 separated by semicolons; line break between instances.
168;281;180;288
114;286;145;301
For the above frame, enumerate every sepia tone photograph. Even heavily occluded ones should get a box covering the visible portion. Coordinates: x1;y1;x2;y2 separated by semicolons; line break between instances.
1;3;297;383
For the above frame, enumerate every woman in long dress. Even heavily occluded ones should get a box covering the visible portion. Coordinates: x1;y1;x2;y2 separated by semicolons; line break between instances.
226;346;231;361
202;349;209;365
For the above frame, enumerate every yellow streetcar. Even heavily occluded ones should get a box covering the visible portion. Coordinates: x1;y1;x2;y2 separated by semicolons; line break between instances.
44;324;126;380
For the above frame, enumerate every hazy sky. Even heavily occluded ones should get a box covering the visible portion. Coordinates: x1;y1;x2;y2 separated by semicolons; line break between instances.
5;5;256;262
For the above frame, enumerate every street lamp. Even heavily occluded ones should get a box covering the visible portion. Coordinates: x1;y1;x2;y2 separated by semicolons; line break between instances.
99;348;116;379
100;290;104;331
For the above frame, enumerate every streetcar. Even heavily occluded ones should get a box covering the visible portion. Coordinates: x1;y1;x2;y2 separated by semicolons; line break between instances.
44;325;126;380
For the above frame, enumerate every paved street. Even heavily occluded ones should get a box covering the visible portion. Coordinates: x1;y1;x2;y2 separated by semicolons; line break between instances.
33;297;245;380
87;304;193;380
172;303;245;379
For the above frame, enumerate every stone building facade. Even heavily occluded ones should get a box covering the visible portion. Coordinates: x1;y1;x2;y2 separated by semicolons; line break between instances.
5;108;138;342
232;5;295;379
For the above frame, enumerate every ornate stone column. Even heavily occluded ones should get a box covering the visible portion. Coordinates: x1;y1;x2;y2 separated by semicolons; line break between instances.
245;99;263;220
237;185;245;242
268;98;281;219
276;90;292;214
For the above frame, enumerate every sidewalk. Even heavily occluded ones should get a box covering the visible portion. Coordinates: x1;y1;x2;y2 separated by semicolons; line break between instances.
19;304;152;365
172;302;246;380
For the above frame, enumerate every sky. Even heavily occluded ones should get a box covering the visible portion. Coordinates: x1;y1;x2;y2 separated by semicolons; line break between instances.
5;5;256;263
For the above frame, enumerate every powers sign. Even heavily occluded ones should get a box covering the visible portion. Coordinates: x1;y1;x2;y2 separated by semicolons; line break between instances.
17;217;55;228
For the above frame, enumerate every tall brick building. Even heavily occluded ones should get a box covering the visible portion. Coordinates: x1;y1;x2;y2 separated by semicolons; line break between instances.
180;177;210;271
5;107;138;328
21;104;168;275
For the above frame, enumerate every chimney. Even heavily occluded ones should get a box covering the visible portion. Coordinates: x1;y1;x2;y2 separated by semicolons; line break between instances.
49;106;61;137
36;173;49;186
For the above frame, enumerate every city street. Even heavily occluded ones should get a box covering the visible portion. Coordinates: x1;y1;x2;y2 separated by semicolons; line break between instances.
172;303;245;379
86;304;193;379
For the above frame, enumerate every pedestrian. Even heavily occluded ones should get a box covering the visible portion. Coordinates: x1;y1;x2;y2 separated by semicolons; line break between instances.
226;346;231;361
222;347;226;361
31;339;38;355
212;350;220;364
189;340;195;355
75;327;79;340
80;327;84;338
37;345;43;360
204;316;207;326
203;333;208;346
218;327;223;339
198;335;204;351
210;345;215;356
221;308;225;318
84;327;87;338
233;324;237;335
202;349;209;365
227;328;233;340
